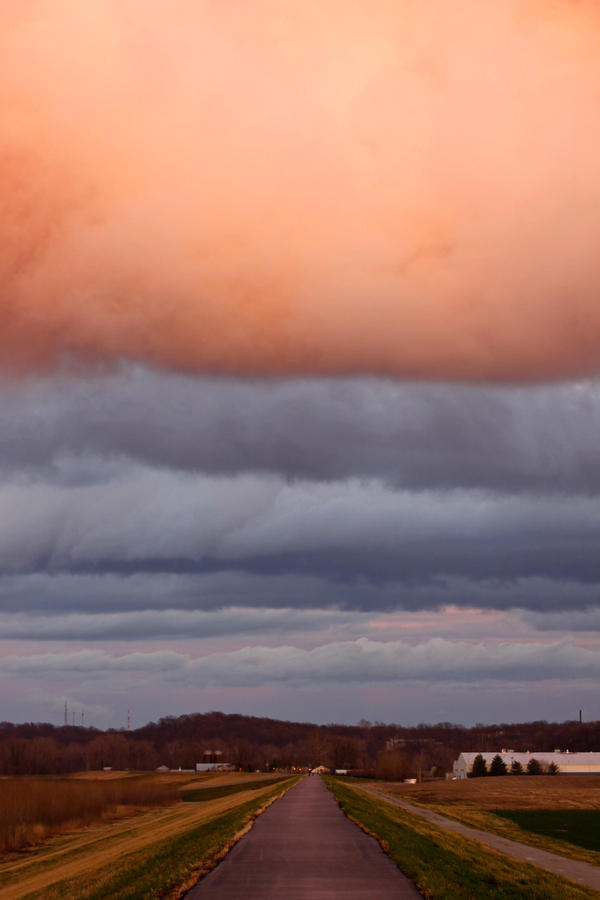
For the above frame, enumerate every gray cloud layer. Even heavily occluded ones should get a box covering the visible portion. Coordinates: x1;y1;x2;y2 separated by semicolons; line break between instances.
2;370;599;493
2;371;600;628
2;470;600;585
0;571;598;617
0;606;361;641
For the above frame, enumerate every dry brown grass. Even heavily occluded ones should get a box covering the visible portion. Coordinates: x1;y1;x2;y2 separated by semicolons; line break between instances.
64;771;140;781
177;772;281;793
381;775;600;810
0;775;179;852
0;776;295;900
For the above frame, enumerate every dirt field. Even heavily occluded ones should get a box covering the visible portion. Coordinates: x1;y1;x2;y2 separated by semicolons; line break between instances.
0;773;293;899
382;775;600;810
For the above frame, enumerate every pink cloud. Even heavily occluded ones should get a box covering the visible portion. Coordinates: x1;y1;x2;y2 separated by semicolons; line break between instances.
2;1;600;379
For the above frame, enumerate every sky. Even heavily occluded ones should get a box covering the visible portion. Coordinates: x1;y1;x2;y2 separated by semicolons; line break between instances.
2;0;600;729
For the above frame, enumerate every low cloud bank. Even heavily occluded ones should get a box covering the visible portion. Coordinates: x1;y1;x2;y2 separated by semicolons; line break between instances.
2;638;598;686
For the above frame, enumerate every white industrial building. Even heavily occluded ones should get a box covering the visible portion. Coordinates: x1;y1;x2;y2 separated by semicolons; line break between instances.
453;750;600;779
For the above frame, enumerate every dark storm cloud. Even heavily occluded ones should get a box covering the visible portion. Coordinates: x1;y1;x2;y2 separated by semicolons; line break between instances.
2;370;600;493
2;372;599;629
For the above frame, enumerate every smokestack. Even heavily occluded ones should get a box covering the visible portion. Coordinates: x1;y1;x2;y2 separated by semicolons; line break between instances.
64;701;68;726
127;709;131;731
579;709;583;724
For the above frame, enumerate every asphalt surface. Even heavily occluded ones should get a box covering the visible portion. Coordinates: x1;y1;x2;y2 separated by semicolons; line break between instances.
185;776;421;899
359;784;600;892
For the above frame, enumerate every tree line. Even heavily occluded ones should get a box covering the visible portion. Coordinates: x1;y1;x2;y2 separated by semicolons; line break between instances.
469;753;559;777
0;712;597;776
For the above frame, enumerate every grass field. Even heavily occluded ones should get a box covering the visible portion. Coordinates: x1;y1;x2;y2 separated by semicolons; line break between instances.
373;775;600;865
327;778;599;900
0;772;297;899
493;809;600;852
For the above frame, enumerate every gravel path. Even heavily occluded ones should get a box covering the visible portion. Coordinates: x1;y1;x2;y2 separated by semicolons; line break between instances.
186;776;421;899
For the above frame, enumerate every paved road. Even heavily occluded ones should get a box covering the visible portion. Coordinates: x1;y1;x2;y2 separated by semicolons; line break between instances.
186;776;420;899
359;784;600;893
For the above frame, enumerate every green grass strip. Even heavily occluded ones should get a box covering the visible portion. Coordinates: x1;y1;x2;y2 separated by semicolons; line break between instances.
492;809;600;853
385;794;600;867
25;778;298;900
325;778;598;900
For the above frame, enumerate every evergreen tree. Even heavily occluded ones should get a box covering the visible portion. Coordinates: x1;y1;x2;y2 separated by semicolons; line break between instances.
548;762;559;775
526;757;542;775
489;754;507;776
510;760;523;775
470;753;487;777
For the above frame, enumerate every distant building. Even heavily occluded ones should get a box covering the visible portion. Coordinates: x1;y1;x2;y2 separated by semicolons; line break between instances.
196;750;233;772
453;751;600;779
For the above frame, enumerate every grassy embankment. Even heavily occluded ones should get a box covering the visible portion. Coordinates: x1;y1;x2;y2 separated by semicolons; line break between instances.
0;772;298;900
373;775;600;866
326;777;599;900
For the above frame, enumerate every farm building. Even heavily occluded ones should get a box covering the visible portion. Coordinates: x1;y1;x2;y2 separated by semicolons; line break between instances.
196;749;231;771
453;751;600;779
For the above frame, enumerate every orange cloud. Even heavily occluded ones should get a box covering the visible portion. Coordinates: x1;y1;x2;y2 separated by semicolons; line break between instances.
2;0;600;379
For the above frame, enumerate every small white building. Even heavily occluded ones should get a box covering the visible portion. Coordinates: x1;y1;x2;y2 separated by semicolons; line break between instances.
453;751;600;779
